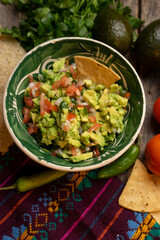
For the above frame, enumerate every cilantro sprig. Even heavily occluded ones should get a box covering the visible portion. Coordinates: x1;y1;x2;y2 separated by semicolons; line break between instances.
0;0;144;51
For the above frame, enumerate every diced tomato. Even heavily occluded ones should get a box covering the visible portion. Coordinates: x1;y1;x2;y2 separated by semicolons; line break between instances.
89;116;96;123
65;59;69;66
33;82;41;94
22;107;30;123
45;98;58;112
51;105;58;112
87;123;103;132
67;112;77;121
45;98;52;110
71;146;78;156
28;74;34;83
35;89;41;97
76;80;82;88
52;80;61;90
27;125;38;135
40;93;46;116
59;75;67;87
29;89;32;96
51;151;57;156
93;147;100;157
66;84;80;97
44;104;50;113
60;75;72;88
81;148;85;154
33;81;41;89
69;65;77;79
24;96;34;108
78;86;83;92
124;92;131;99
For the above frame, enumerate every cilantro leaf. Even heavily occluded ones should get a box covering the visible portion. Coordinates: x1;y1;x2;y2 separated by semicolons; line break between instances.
0;0;144;51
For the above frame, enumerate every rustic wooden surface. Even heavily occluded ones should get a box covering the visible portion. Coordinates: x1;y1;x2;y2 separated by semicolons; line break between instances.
0;1;160;181
121;0;160;161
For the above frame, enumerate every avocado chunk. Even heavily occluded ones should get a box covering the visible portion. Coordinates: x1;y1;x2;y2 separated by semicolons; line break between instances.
53;58;65;72
48;90;57;98
68;138;81;147
47;126;58;140
109;84;122;93
58;140;67;148
81;131;90;145
89;132;105;147
83;79;92;87
30;112;37;124
41;135;52;145
108;93;128;108
39;116;55;127
95;84;105;91
66;125;80;140
83;90;98;108
78;107;88;122
70;152;93;163
40;83;52;95
33;97;40;107
99;89;108;109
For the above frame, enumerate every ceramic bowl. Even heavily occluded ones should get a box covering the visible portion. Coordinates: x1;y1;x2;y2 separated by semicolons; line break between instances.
3;37;146;172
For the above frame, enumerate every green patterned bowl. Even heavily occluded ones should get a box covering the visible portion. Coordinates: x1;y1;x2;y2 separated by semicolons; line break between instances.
3;37;146;172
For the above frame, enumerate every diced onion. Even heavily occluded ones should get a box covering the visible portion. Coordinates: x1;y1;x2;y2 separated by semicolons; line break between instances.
76;80;83;88
65;120;71;127
55;97;63;106
55;148;64;155
77;99;88;106
71;63;76;69
79;126;83;135
28;82;35;89
112;128;117;133
79;96;84;101
89;107;96;113
86;147;90;151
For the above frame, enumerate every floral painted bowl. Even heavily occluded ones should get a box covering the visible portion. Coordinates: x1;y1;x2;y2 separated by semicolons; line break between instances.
3;37;146;172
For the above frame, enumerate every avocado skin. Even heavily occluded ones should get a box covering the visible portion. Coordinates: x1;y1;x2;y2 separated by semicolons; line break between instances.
135;19;160;68
92;7;133;54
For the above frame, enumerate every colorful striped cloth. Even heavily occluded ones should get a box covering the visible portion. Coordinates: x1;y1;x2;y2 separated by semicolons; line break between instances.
0;145;160;239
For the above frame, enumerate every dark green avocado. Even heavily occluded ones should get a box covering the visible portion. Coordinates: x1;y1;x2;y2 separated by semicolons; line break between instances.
135;19;160;69
92;7;133;54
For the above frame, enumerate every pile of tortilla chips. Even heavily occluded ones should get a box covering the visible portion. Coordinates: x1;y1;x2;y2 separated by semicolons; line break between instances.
119;159;160;224
0;34;26;154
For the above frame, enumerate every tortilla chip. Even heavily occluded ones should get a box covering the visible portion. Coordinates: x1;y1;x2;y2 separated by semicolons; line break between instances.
0;35;26;154
74;56;120;88
119;159;160;212
151;212;160;225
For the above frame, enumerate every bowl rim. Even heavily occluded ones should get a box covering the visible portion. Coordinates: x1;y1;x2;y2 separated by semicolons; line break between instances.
3;37;146;172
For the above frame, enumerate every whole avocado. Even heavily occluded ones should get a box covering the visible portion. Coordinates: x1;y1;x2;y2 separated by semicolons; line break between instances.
92;7;133;54
135;19;160;69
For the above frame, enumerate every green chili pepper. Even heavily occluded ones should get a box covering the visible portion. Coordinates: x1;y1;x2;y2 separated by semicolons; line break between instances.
97;144;140;179
0;169;67;192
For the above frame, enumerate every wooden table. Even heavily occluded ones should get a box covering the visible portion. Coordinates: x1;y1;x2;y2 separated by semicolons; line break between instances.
0;0;160;178
121;0;160;163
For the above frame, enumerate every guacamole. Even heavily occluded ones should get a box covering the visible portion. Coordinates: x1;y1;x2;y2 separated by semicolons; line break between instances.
22;58;129;162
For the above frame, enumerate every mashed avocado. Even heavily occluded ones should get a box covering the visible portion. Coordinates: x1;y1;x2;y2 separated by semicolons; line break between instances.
23;58;129;163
